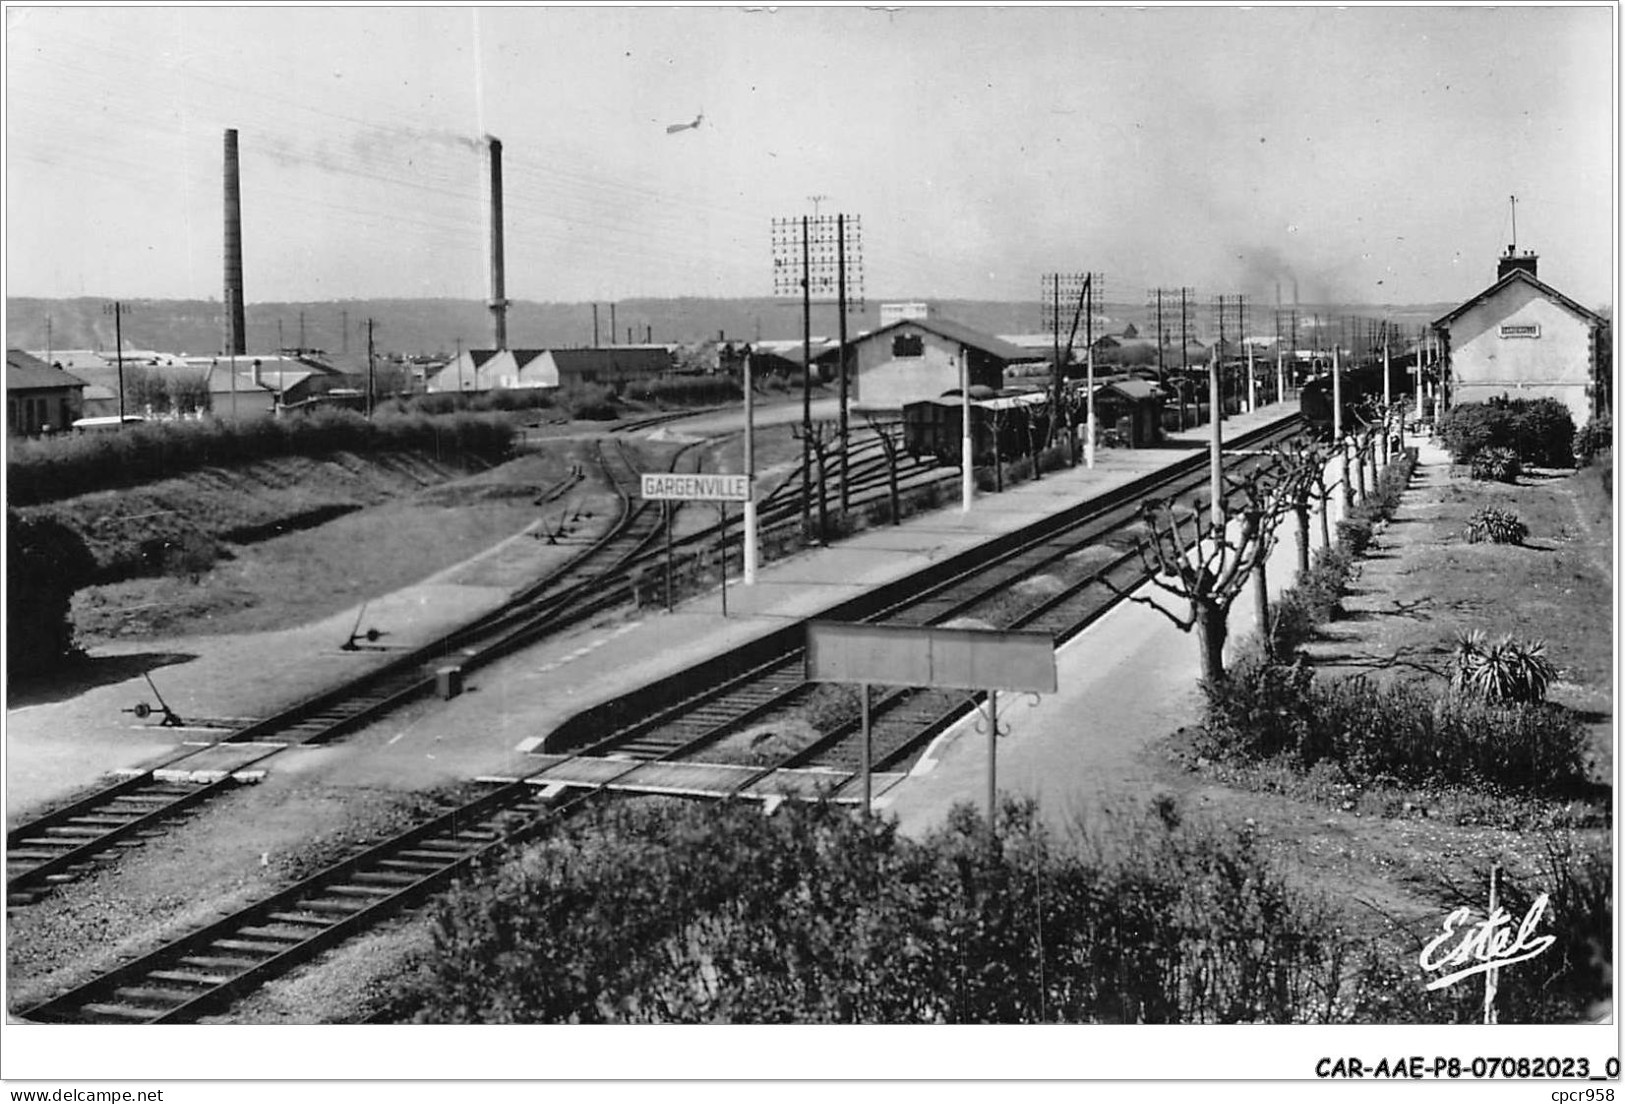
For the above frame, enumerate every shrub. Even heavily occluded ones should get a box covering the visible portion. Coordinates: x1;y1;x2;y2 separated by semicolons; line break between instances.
1200;659;1587;793
1463;506;1528;545
7;509;98;676
1470;446;1521;483
5;409;518;504
391;797;1358;1024
1450;629;1558;704
1575;413;1612;466
1439;399;1576;468
1510;398;1576;468
1437;403;1514;464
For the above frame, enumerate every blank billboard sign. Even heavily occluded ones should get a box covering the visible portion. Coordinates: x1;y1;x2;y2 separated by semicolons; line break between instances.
804;621;1057;693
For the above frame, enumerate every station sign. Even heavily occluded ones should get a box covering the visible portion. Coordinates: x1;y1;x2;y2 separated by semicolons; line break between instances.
640;473;751;502
1498;323;1541;339
804;621;1057;693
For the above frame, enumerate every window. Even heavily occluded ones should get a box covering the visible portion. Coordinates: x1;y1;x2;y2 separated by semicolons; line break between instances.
892;333;924;358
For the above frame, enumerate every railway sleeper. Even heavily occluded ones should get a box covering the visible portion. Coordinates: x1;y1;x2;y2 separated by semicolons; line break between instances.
148;968;235;987
82;1003;162;1023
212;937;293;955
326;884;399;899
294;897;369;915
177;954;263;971
350;870;428;887
113;985;200;1007
263;911;337;928
374;858;446;874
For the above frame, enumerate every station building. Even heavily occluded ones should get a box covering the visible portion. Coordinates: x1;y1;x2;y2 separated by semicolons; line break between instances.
1432;250;1610;426
844;317;1035;414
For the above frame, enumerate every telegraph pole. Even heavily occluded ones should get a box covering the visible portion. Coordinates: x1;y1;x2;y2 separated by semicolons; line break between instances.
801;215;813;539
837;213;850;510
1180;287;1191;429
103;301;130;420
366;318;376;419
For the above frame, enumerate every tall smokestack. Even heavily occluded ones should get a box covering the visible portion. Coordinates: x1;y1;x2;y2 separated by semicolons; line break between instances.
487;136;509;350
223;129;247;356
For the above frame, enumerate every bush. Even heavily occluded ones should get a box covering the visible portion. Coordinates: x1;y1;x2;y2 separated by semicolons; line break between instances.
1200;658;1587;793
1575;413;1612;466
1470;446;1521;483
7;509;98;677
1438;399;1575;468
5;410;519;505
1463;506;1528;545
390;797;1358;1024
1450;630;1557;704
1511;398;1576;468
1437;403;1514;464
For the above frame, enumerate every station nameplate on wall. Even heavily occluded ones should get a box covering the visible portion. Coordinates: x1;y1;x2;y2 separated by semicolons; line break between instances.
1498;324;1541;339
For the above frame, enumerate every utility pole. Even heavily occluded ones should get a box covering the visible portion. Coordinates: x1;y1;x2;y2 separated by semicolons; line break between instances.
837;213;850;510
299;310;306;353
801;216;813;539
743;346;758;584
593;304;600;347
366;318;376;419
103;301;130;420
277;318;285;354
611;303;618;345
1180;287;1191;429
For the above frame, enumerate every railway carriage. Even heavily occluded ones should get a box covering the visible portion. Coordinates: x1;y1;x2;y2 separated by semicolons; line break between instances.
902;388;1053;467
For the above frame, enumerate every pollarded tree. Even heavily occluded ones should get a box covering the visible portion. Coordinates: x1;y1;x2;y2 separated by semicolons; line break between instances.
1123;461;1297;683
862;413;905;526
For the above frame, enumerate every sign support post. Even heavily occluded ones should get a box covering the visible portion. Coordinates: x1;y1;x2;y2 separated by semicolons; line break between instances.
718;502;728;618
859;683;871;816
664;501;674;613
985;690;999;828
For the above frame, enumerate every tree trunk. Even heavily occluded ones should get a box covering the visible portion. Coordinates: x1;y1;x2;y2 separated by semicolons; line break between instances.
1195;600;1228;685
1293;503;1311;574
1355;437;1369;503
1339;447;1353;511
1253;559;1271;661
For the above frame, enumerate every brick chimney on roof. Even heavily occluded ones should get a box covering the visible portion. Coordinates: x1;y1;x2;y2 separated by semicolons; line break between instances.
1498;245;1539;281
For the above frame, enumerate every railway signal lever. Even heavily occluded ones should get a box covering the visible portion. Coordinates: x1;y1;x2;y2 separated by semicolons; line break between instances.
340;602;390;651
123;673;184;727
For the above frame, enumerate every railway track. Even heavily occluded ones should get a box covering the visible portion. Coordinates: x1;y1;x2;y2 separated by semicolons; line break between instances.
5;422;932;904
14;414;1305;1023
5;437;692;903
549;416;1306;788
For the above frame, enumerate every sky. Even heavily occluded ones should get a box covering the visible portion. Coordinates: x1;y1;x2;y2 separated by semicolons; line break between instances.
4;4;1616;310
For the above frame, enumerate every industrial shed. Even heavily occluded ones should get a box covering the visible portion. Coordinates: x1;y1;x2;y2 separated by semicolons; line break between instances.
7;349;86;435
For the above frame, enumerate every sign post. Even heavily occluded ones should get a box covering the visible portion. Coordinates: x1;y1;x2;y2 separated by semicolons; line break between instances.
642;473;752;617
805;622;1056;822
718;502;728;618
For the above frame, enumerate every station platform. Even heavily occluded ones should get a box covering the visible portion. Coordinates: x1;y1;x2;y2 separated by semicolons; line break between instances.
6;400;1302;825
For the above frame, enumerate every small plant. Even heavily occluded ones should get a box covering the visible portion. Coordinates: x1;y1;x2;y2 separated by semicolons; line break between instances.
1450;629;1558;704
1464;506;1528;545
1470;446;1521;483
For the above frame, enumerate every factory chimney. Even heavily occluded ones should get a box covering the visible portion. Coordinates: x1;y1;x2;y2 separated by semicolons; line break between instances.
487;136;509;350
223;129;247;356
